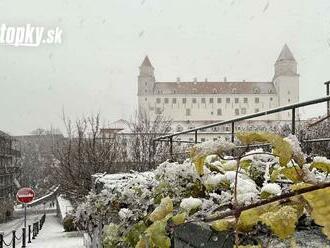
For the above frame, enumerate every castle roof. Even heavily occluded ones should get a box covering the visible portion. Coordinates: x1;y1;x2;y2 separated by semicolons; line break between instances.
154;81;276;95
141;56;153;67
276;44;296;63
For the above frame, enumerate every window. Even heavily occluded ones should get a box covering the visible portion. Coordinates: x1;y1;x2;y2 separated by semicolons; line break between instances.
156;98;161;104
217;98;222;103
172;98;176;104
270;97;273;101
164;98;169;104
288;98;291;102
145;98;147;101
156;108;162;114
235;98;239;103
145;82;147;86
255;108;259;113
209;98;214;103
213;138;217;141
288;90;291;95
244;98;248;103
192;98;197;104
226;98;230;103
241;108;246;115
182;98;186;104
235;108;239;115
217;109;222;116
213;88;217;94
176;125;183;132
255;97;259;103
201;98;206;103
254;87;260;94
201;138;206;142
186;108;191;116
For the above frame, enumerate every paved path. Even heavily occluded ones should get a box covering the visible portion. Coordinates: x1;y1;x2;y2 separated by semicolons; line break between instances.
28;213;84;248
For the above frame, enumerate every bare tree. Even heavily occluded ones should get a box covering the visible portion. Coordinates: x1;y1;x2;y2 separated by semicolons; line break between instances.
127;111;172;170
51;113;119;202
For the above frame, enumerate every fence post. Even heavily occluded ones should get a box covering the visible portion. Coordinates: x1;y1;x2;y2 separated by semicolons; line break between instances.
169;137;173;159
39;219;42;230
28;225;31;243
0;232;3;248
325;81;330;116
231;122;235;143
292;108;296;135
36;222;39;235
32;224;36;239
194;130;198;144
12;230;15;248
22;228;26;248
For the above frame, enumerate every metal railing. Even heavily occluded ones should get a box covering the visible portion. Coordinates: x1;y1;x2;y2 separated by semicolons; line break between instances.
0;214;46;248
153;95;330;158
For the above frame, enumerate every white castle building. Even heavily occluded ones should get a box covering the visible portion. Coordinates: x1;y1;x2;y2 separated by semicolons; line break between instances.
137;44;299;140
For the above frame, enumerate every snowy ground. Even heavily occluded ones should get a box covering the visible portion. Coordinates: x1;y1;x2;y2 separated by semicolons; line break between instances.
28;213;84;248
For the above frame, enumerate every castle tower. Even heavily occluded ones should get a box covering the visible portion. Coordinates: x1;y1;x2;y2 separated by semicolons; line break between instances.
138;56;155;114
273;44;299;120
138;56;155;96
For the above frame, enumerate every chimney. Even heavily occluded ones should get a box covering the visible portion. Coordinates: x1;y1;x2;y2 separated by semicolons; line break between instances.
193;77;197;84
243;79;246;82
224;77;227;82
205;78;208;82
176;77;180;83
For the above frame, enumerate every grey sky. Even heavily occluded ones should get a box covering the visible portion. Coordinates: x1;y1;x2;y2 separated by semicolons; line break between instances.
0;0;329;135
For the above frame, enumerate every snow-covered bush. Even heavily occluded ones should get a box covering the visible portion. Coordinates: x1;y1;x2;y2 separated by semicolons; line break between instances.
75;132;330;248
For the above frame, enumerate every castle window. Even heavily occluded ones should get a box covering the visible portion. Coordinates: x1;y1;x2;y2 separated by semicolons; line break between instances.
255;97;259;103
201;98;206;103
255;108;259;113
217;98;222;103
186;108;191;116
145;98;147;101
270;97;273;101
145;82;147;86
192;98;197;104
241;108;246;115
156;98;161;104
288;98;291;102
145;89;147;93
157;90;162;94
164;98;169;104
253;87;260;94
226;98;230;103
209;98;214;104
232;88;237;94
182;98;186;104
156;108;162;115
172;98;177;104
213;88;217;94
268;89;273;94
217;109;222;116
235;98;239;103
173;90;176;94
201;138;206;142
235;108;239;115
244;97;248;103
213;138;217;141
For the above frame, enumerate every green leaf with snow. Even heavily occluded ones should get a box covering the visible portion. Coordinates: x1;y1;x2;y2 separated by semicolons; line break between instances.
236;132;292;167
145;216;171;248
260;205;298;240
125;221;147;247
310;157;330;174
149;197;173;222
171;212;187;225
211;218;235;232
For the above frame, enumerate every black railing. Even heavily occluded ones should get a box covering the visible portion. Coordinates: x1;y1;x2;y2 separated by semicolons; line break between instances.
0;214;46;248
153;95;330;158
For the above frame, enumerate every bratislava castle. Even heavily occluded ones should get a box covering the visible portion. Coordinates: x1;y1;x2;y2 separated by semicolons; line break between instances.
137;44;299;134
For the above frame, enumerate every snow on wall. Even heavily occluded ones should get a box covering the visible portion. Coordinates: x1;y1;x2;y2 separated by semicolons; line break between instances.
56;195;73;221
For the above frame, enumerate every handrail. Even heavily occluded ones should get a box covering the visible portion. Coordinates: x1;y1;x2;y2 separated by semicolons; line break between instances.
154;95;330;141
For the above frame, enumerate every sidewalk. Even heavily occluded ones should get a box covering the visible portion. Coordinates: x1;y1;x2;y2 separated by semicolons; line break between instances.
28;213;84;248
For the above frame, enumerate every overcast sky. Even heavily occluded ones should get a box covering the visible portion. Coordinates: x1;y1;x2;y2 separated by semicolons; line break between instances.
0;0;329;135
